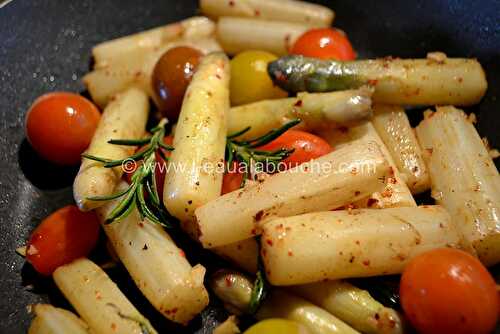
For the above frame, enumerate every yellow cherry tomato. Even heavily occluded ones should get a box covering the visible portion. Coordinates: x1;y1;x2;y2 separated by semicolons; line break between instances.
243;319;310;334
230;50;288;105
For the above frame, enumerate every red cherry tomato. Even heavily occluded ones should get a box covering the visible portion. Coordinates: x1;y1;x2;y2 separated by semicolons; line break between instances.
222;161;244;195
25;92;101;165
258;130;332;170
124;136;173;202
400;248;498;334
26;205;100;275
291;28;356;60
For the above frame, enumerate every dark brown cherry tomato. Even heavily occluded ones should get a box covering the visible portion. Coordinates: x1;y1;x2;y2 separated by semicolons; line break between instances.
400;248;498;334
25;92;101;165
291;28;356;60
26;205;100;275
152;46;202;120
258;130;332;170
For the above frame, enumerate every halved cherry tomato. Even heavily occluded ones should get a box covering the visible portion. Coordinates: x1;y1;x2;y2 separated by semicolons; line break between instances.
291;28;356;60
400;248;498;334
25;92;101;165
222;161;244;195
152;46;202;120
258;130;332;170
124;136;173;202
26;205;100;275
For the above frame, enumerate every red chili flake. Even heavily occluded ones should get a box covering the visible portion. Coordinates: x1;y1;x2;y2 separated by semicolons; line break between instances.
362;260;370;266
228;0;235;6
266;239;273;246
288;250;293;256
381;188;393;198
254;210;264;221
368;79;379;86
254;9;260;16
138;222;144;228
95;290;102;300
111;323;117;331
367;198;379;207
388;166;395;177
354;190;361;196
374;313;380;320
179;250;186;257
294;99;303;107
250;228;257;235
388;177;397;184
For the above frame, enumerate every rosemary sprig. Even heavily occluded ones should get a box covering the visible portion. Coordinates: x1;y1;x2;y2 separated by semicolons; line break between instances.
83;118;173;226
248;236;269;314
226;119;301;186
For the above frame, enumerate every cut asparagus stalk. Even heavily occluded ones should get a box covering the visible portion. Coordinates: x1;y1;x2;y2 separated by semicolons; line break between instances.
195;140;391;248
92;16;216;68
213;238;259;274
227;88;373;140
53;258;157;334
163;52;230;237
28;304;90;334
318;122;416;209
97;182;209;324
268;54;487;106
416;106;500;265
372;105;430;194
261;206;462;285
211;270;359;334
293;281;403;334
73;88;149;211
201;0;334;27
216;17;309;55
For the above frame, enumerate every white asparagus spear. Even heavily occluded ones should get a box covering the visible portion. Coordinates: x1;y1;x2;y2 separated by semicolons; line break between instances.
53;258;157;334
261;206;462;285
216;17;309;55
28;304;90;334
73;88;149;211
416;106;500;265
201;0;334;27
97;182;209;324
163;52;230;236
318;122;416;209
196;140;391;248
211;270;359;334
293;281;403;334
212;238;259;274
93;16;215;68
84;38;222;108
372;105;430;194
227;88;373;140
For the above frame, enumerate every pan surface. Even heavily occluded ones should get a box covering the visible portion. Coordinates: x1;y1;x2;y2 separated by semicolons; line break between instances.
0;0;499;332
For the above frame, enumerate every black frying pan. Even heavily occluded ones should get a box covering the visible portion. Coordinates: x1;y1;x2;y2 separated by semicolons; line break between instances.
0;0;499;332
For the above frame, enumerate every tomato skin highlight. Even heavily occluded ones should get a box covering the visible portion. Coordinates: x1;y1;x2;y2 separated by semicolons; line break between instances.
26;205;100;276
291;28;356;60
25;92;101;165
258;130;332;170
400;248;498;334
